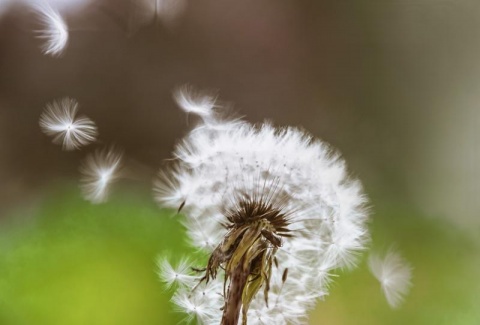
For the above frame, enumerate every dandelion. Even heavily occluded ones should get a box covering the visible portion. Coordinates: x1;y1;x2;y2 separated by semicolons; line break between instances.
369;249;413;308
155;86;369;324
80;146;123;204
39;97;98;150
34;1;69;57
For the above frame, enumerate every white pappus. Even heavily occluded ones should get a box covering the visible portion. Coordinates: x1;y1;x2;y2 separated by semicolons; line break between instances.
80;146;123;204
33;0;69;57
369;249;413;309
39;97;98;150
155;86;370;325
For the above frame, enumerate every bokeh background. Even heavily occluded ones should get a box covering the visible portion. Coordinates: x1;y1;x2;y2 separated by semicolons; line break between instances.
0;0;479;324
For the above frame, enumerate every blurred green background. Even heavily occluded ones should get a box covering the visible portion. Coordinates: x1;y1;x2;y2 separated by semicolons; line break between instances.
0;184;478;324
1;0;479;324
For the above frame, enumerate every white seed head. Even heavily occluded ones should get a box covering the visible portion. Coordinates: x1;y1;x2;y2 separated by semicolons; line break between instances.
34;1;69;57
79;147;123;204
369;249;413;308
39;97;98;150
155;86;369;324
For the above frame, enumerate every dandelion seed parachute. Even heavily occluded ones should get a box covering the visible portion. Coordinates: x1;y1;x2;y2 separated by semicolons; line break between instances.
39;97;98;150
369;249;413;308
155;86;369;324
80;147;123;204
34;1;69;57
173;85;217;118
157;257;198;289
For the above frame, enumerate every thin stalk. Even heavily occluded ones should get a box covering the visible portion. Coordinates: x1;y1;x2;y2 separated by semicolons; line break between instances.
221;258;249;325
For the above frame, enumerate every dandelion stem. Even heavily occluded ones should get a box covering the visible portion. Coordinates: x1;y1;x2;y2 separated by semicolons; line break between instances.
221;257;249;325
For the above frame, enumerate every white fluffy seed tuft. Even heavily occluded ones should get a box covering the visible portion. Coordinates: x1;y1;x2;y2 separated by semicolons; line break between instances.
173;85;217;119
34;1;69;57
369;249;413;308
79;147;123;204
39;97;98;150
157;257;198;289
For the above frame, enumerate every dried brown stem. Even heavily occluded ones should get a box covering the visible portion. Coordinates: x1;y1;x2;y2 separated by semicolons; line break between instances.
221;259;249;325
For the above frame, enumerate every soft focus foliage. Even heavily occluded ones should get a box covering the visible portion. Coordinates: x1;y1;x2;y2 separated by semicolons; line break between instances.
0;186;478;324
311;202;480;325
0;185;187;325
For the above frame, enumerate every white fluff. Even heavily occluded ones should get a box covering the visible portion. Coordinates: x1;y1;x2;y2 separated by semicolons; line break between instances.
37;0;92;12
171;280;224;324
155;86;370;324
34;1;68;57
173;85;217;118
79;147;123;204
369;249;413;308
157;257;198;289
39;97;98;150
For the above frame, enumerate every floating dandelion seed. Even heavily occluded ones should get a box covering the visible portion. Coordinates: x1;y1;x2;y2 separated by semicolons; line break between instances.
155;86;369;325
369;249;413;308
173;85;217;118
80;147;123;204
39;97;98;150
34;1;69;57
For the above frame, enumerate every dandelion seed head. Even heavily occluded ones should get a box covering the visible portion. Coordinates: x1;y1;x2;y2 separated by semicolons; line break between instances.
39;97;98;150
369;249;413;308
156;86;369;324
80;147;123;204
34;1;69;57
